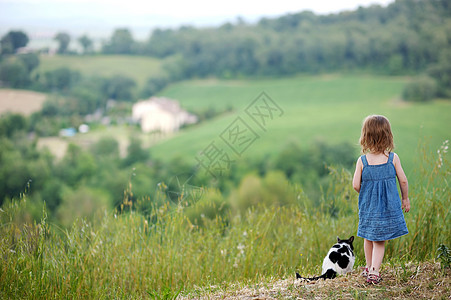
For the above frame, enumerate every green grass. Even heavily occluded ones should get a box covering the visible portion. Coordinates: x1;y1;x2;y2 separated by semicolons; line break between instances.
150;74;451;177
36;55;162;88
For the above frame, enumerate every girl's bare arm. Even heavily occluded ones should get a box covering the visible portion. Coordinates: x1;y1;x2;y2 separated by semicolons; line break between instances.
394;153;410;212
352;157;363;193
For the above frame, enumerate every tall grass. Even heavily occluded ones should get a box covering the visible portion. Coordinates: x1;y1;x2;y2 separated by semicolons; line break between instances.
0;142;449;298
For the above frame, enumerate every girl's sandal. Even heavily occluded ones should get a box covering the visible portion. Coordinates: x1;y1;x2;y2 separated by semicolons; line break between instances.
367;272;382;284
360;267;369;277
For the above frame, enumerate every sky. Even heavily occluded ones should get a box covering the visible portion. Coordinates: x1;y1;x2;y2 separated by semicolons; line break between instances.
0;0;395;39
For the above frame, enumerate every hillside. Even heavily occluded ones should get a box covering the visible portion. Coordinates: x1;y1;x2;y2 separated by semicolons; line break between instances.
36;55;162;88
149;74;451;176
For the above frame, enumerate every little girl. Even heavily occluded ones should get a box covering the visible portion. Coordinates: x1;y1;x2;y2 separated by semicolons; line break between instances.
352;115;410;284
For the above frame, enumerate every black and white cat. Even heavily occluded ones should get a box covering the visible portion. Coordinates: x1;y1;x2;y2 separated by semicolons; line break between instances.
296;236;355;281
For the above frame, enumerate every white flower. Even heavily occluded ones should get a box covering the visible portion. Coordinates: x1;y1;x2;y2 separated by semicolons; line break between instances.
297;227;303;236
237;243;245;255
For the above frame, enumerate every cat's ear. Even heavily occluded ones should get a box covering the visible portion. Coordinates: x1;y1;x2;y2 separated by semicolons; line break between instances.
337;236;341;242
348;236;354;243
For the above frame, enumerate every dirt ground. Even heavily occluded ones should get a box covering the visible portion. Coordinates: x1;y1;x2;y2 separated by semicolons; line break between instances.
180;262;450;299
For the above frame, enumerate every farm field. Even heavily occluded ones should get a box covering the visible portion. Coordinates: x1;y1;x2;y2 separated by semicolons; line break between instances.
0;89;47;116
148;74;451;177
36;55;162;88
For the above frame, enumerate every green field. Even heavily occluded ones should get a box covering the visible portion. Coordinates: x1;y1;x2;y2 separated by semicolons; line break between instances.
36;55;162;88
149;74;451;177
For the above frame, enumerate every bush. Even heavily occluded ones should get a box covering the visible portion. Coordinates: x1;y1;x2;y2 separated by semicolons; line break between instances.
0;59;30;88
402;76;437;102
184;188;230;227
427;62;451;98
43;67;81;91
56;186;112;227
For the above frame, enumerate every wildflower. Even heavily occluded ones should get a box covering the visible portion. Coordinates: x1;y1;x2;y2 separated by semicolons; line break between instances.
237;243;245;255
243;231;248;237
297;227;303;236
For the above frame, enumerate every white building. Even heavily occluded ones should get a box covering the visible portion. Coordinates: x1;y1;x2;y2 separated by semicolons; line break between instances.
132;97;197;133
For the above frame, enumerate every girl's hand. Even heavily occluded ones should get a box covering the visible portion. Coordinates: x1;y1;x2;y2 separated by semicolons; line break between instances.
402;198;410;213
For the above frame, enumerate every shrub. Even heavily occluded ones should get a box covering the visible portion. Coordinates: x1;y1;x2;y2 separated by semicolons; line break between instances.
184;188;230;227
56;186;112;227
402;76;437;102
0;59;30;88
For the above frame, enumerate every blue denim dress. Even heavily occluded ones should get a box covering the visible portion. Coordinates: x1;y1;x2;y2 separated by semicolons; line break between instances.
357;152;408;241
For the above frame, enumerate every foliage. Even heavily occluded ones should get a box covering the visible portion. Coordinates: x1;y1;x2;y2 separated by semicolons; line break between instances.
134;0;451;80
0;30;29;55
78;35;93;54
89;137;120;159
184;188;229;227
0;143;449;298
122;137;149;167
56;186;112;227
101;74;136;101
402;76;437;102
102;28;137;54
54;32;71;54
0;113;27;137
436;244;451;270
0;133;52;205
229;171;297;212
141;74;170;98
43;67;81;91
17;53;40;72
427;55;451;98
0;59;30;88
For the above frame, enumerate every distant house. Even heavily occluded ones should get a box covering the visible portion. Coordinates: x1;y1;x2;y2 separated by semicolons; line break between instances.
132;97;197;133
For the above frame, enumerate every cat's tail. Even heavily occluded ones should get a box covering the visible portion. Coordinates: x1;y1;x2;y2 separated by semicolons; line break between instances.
295;269;337;281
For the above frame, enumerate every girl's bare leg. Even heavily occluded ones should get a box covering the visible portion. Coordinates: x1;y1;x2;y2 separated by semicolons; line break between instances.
363;239;373;269
371;240;386;273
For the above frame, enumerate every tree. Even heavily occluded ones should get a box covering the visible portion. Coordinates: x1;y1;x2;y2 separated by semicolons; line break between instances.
0;31;29;55
103;28;135;54
90;137;120;160
78;34;93;54
17;53;40;72
0;60;30;88
102;75;136;100
122;137;149;166
43;67;81;91
0;113;27;138
54;32;71;54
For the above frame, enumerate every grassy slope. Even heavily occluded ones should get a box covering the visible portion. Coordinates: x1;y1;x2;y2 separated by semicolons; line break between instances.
36;55;162;88
151;74;451;177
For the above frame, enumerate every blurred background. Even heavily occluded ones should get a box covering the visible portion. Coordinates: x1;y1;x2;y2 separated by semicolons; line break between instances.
0;0;450;225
